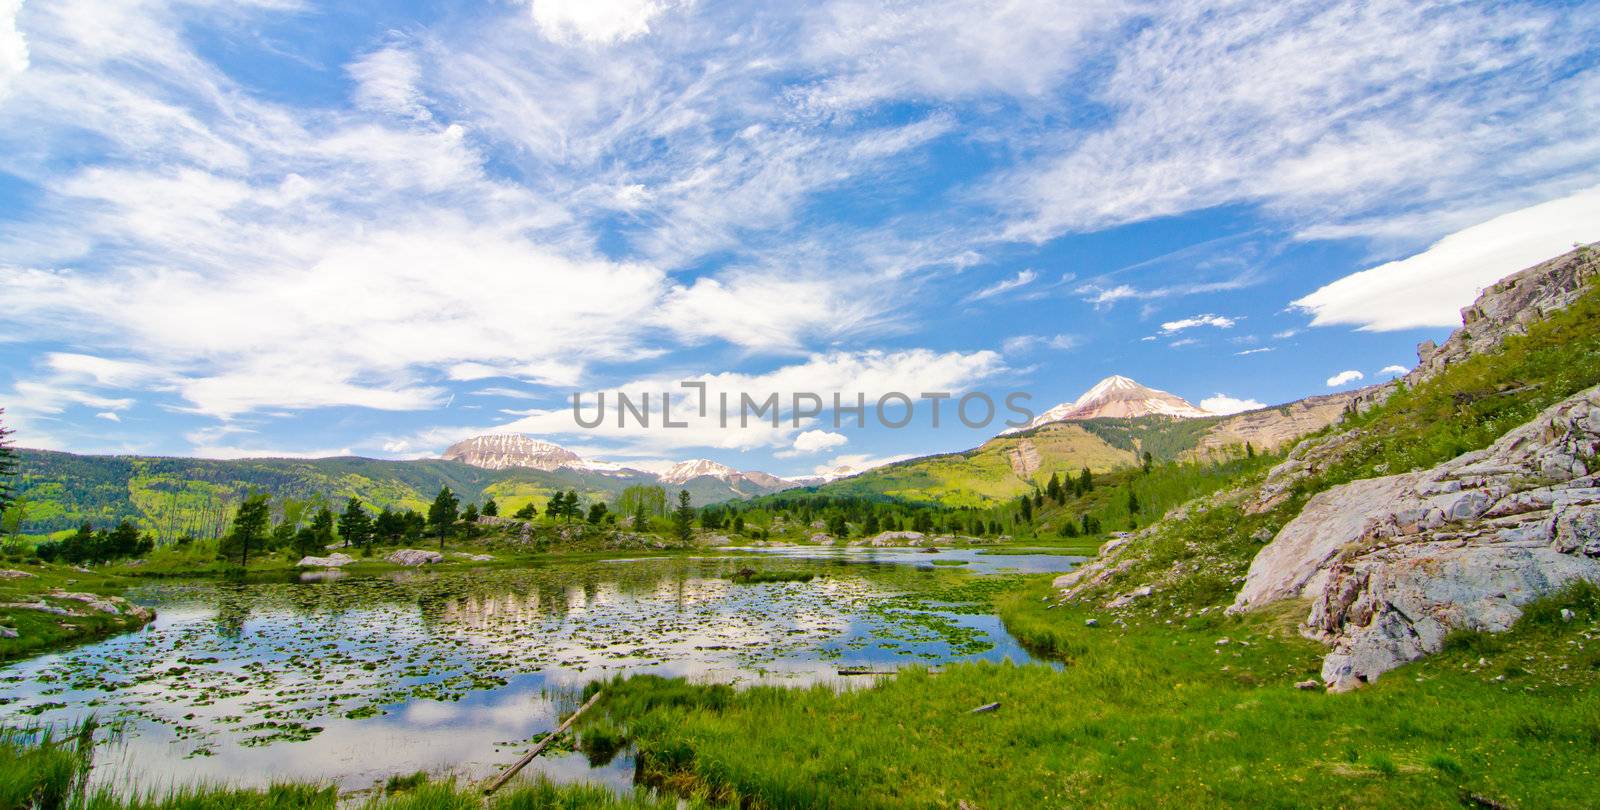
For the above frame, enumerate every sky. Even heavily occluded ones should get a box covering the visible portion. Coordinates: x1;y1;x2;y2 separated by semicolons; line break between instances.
1;0;1599;478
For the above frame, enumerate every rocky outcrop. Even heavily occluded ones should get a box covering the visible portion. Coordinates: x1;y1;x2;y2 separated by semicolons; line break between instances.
1005;440;1042;478
1195;388;1378;461
297;552;355;568
386;549;445;566
1231;384;1600;691
1409;247;1597;382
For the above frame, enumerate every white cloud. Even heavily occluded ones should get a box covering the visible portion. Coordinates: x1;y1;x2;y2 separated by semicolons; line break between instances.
967;269;1037;302
812;452;915;477
1079;284;1138;306
1235;347;1273;356
1168;337;1199;348
1326;370;1364;387
1159;314;1237;333
1001;1;1600;243
402;348;1009;456
1292;186;1600;331
94;411;121;422
1379;365;1409;376
1002;334;1081;354
349;46;432;121
794;0;1135;114
777;429;849;458
529;0;674;44
1199;394;1265;415
660;272;883;352
0;0;27;100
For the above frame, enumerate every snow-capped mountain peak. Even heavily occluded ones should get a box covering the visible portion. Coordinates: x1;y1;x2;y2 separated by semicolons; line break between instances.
659;458;740;484
1009;375;1212;432
441;434;586;471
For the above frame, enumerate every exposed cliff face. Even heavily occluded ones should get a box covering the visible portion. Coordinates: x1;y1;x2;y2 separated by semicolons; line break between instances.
1231;384;1600;691
1194;388;1376;460
1410;246;1598;382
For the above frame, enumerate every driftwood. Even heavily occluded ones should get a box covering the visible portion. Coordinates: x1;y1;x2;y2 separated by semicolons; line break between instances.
483;690;603;795
968;702;1001;714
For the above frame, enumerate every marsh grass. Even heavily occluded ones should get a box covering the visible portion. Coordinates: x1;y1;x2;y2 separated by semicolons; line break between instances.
569;578;1600;808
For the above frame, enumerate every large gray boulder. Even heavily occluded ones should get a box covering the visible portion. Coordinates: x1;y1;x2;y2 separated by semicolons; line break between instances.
1231;384;1600;690
297;552;355;568
386;548;444;566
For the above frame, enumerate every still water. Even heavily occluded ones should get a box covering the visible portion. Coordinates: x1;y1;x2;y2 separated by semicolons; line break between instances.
0;553;1077;793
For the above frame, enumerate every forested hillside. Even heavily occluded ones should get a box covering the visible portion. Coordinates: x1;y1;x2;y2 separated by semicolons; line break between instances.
8;451;764;539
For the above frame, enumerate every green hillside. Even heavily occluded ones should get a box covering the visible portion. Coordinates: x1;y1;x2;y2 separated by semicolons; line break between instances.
817;415;1227;507
7;450;772;540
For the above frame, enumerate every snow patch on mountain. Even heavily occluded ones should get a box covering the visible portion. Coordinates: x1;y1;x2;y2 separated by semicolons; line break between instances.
1010;375;1213;432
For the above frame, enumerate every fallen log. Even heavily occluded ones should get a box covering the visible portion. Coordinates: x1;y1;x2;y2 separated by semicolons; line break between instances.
483;690;603;795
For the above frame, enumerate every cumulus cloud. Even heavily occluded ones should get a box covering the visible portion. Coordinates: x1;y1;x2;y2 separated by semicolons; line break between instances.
777;429;849;457
1379;365;1409;375
1327;370;1365;387
1200;394;1265;415
1292;186;1600;331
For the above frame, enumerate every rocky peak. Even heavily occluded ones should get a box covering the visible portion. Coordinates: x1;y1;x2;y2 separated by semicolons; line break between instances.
441;434;584;471
1410;245;1598;382
660;458;740;484
1016;374;1212;431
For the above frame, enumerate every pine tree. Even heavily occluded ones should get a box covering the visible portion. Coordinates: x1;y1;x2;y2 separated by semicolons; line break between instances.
513;502;538;520
0;408;17;518
1045;471;1062;504
461;503;481;539
428;486;459;550
586;502;608;524
339;498;372;550
294;507;335;557
1078;467;1094;493
1018;494;1033;523
482;498;499;517
673;490;694;544
1246;441;1255;459
1142;451;1153;474
224;493;270;568
1126;488;1141;514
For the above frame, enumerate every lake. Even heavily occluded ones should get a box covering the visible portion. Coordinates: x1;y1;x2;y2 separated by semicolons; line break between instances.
0;551;1079;794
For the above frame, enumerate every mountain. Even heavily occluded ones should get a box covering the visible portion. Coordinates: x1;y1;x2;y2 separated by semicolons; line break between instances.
814;376;1359;506
8;448;790;540
441;434;589;471
1012;375;1212;432
659;459;740;484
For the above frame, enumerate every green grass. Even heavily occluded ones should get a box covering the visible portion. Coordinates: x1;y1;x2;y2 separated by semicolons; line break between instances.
572;578;1600;808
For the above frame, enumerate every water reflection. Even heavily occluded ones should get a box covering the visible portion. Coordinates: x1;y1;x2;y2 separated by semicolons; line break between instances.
0;554;1077;794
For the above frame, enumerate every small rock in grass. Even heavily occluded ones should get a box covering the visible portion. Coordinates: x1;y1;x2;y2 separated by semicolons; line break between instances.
1215;638;1231;646
1084;618;1098;627
1294;679;1320;690
0;626;18;638
1561;608;1575;622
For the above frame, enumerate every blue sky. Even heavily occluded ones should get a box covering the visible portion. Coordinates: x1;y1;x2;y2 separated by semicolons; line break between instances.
2;0;1599;477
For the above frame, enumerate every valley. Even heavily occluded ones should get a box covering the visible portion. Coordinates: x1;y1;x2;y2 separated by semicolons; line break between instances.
1;245;1597;810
